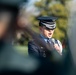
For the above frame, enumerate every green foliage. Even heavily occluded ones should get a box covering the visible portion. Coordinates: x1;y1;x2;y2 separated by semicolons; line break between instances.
49;4;68;17
30;0;69;42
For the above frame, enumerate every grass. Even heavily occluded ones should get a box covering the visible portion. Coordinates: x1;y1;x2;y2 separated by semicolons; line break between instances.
14;45;28;55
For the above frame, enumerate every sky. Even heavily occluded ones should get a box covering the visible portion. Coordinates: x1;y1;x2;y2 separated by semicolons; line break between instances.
27;0;40;5
25;0;36;12
25;0;76;15
25;0;40;15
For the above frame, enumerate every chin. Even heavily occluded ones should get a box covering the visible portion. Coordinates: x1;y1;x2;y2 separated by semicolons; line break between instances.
47;36;51;38
47;36;52;38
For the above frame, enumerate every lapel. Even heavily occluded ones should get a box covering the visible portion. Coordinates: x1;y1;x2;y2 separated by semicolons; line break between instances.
37;34;47;57
39;34;46;43
38;34;54;50
36;34;46;50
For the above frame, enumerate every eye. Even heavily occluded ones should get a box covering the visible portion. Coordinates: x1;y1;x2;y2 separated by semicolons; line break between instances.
44;27;49;30
51;29;54;30
45;27;54;31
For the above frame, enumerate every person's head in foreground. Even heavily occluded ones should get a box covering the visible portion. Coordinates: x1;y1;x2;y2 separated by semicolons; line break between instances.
0;1;19;41
0;0;27;42
38;16;57;39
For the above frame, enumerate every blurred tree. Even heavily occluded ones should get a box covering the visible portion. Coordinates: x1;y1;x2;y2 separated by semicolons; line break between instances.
30;0;69;42
56;0;70;5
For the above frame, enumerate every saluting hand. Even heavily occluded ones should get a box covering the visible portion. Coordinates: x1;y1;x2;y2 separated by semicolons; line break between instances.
54;44;62;55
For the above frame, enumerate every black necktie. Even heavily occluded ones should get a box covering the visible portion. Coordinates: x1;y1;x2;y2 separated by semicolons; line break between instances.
45;39;54;57
47;39;54;50
47;39;51;47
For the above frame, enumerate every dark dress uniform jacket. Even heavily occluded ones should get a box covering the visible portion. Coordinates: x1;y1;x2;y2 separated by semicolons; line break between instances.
28;35;61;58
28;35;46;57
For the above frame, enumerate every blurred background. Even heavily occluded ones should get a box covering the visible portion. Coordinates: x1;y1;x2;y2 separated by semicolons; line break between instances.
14;0;71;56
1;0;76;74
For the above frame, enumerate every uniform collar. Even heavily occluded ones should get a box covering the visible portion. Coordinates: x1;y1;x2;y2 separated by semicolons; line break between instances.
40;34;52;42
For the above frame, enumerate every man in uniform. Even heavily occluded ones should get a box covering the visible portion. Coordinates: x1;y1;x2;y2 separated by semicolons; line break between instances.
28;16;63;58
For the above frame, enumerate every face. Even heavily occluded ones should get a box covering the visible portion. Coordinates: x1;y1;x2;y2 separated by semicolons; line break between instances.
0;12;12;39
40;26;54;38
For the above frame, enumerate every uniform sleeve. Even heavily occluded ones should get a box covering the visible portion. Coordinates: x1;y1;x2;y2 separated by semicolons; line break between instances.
28;41;40;57
57;40;63;53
